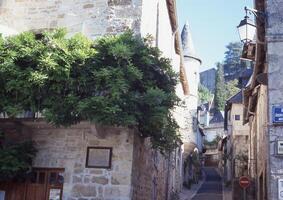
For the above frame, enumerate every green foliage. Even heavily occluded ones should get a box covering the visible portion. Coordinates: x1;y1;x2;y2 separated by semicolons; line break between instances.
215;63;226;110
223;42;252;81
224;42;243;66
235;151;248;163
204;134;222;147
215;63;240;110
0;140;37;181
226;79;240;99
198;84;213;104
0;30;180;152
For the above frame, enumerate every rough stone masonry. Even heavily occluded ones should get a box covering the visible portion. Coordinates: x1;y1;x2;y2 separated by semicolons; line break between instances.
0;0;142;38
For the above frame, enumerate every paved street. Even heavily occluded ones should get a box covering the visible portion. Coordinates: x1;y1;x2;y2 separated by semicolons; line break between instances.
192;167;223;200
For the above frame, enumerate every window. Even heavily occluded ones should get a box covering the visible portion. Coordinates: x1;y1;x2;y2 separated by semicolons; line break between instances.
235;115;241;121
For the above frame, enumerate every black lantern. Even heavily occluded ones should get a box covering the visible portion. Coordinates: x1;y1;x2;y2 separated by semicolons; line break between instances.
237;15;256;43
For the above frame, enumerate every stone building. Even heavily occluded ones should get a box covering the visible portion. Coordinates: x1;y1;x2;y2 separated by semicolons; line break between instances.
242;0;268;199
0;0;201;199
200;68;216;93
264;0;283;199
179;21;203;155
175;21;204;185
196;97;225;168
223;91;249;199
204;113;224;167
0;120;184;200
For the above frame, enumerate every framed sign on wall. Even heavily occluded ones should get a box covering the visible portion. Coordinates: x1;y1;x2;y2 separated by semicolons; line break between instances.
86;147;112;169
272;106;283;124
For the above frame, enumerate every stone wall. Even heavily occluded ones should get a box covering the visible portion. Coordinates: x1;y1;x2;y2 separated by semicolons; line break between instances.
0;0;142;38
0;120;183;200
266;0;283;199
254;86;268;200
247;86;268;200
1;121;134;200
229;104;249;178
131;134;182;200
0;1;184;199
232;135;248;177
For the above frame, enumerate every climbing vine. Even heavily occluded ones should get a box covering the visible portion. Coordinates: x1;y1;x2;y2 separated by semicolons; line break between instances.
0;130;37;181
0;29;181;152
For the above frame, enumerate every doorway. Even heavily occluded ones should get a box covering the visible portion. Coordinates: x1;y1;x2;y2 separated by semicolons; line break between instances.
0;168;64;200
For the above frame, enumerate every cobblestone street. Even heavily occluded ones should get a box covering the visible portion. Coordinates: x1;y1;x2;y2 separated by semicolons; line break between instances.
192;167;223;200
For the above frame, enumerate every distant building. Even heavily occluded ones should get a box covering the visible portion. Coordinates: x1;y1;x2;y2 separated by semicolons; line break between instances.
198;99;224;167
200;68;216;93
223;91;249;199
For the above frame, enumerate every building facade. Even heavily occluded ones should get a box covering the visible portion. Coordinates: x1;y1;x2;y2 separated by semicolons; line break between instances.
266;0;283;199
223;91;250;199
179;22;202;154
243;0;268;199
0;0;198;199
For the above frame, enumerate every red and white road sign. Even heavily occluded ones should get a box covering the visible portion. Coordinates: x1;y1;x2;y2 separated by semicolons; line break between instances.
239;176;250;189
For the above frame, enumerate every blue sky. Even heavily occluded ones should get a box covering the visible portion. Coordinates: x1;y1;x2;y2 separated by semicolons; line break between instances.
177;0;253;71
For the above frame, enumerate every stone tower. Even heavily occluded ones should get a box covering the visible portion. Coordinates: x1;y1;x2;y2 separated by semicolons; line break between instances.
181;21;201;104
181;21;202;153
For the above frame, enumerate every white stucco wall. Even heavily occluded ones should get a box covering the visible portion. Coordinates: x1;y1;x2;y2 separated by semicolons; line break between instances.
179;55;201;151
230;104;249;135
140;0;179;69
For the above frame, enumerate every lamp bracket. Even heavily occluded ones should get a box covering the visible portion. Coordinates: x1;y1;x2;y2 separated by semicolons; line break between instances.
245;6;266;19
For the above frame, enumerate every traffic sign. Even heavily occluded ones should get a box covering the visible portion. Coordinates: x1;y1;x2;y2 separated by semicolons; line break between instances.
239;176;250;188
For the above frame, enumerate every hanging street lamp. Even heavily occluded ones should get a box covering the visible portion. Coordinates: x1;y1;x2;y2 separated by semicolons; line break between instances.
237;7;266;61
237;7;257;43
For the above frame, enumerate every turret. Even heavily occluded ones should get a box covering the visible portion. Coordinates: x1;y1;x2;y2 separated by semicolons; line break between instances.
181;22;201;99
180;22;202;153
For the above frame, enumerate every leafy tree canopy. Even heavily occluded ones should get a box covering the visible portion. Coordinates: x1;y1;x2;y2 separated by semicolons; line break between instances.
226;79;240;99
0;138;36;181
215;63;226;110
198;84;213;104
224;42;243;67
0;29;181;152
214;63;240;110
223;42;251;80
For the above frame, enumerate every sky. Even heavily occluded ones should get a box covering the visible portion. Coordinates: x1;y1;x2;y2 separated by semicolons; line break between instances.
177;0;253;72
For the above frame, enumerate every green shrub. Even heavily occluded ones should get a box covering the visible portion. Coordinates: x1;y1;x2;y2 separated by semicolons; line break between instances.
0;140;36;181
0;29;181;152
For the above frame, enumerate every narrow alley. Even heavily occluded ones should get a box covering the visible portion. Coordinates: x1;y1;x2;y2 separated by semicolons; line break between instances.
192;168;223;200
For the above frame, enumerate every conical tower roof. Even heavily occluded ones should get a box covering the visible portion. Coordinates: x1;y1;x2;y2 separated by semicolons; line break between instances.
181;21;201;63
